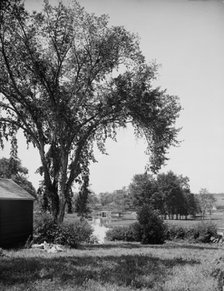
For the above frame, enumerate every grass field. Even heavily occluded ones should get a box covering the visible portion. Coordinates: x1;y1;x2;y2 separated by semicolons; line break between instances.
106;210;224;231
1;241;224;291
1;211;224;290
65;209;224;227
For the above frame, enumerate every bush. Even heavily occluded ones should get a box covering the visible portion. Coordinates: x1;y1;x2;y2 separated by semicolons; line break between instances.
72;219;93;243
166;225;188;240
125;222;142;242
106;225;129;241
193;221;217;243
137;205;167;244
33;213;93;247
33;213;58;244
106;222;142;242
53;223;77;247
106;206;167;244
166;221;218;243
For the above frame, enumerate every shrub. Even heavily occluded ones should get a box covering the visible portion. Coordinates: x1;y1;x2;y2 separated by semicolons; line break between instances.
53;223;78;248
72;219;93;243
106;222;142;242
106;206;167;245
125;222;142;242
193;221;217;243
33;213;58;244
33;213;93;247
106;225;128;241
166;225;188;240
137;205;167;244
166;221;218;243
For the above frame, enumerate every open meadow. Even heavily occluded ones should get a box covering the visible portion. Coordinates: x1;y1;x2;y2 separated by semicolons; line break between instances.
1;241;224;291
1;210;224;291
1;211;224;290
104;210;224;232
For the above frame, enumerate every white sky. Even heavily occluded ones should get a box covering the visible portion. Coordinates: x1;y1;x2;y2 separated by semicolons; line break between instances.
1;0;224;194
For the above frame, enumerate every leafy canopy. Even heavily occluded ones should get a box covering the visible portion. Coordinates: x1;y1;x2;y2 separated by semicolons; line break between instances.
0;157;36;197
129;171;199;218
0;0;181;221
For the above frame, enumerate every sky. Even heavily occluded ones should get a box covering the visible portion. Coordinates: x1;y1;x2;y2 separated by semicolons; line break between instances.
1;0;224;194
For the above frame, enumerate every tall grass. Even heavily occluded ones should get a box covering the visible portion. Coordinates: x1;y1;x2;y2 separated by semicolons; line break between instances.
0;242;223;291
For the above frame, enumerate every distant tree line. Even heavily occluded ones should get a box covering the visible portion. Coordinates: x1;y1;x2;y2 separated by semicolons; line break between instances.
74;187;133;217
1;156;215;221
87;171;216;220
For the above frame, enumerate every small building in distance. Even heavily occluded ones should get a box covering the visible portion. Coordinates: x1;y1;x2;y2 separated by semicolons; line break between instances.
0;178;35;248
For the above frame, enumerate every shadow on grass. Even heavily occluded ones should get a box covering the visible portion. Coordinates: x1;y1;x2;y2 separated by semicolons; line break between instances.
0;251;199;289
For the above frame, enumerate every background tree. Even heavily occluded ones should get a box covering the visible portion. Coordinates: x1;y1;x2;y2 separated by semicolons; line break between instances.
75;175;91;219
129;173;157;208
99;192;114;209
129;173;167;216
98;187;133;212
112;187;133;212
0;0;181;223
183;191;199;219
198;188;216;219
0;156;36;197
88;192;101;212
129;171;197;220
157;171;191;219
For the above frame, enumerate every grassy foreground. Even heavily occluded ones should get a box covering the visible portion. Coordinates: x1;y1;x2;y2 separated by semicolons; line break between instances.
1;242;224;291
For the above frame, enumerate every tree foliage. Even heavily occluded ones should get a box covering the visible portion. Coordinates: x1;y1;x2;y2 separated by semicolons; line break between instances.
197;188;216;218
129;173;160;210
137;205;167;244
98;187;133;212
0;157;36;197
129;171;198;219
74;175;91;218
0;0;181;222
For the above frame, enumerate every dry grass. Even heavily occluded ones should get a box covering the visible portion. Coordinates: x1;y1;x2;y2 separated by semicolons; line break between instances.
1;241;224;291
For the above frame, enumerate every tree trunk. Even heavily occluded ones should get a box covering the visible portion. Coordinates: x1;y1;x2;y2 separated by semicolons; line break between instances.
58;196;66;224
57;176;68;223
56;152;69;224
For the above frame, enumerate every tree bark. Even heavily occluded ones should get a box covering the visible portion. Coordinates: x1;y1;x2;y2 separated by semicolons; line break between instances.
58;195;66;224
57;151;69;224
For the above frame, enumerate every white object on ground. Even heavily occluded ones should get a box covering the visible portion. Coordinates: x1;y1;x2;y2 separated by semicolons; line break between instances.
91;218;109;244
32;241;64;252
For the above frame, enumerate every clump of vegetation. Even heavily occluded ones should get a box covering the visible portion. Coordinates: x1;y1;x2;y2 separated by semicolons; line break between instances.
0;157;36;197
33;213;93;248
137;205;167;244
0;0;181;225
106;226;129;241
193;221;218;243
129;171;201;220
166;225;187;240
166;221;218;243
106;206;167;244
106;222;142;242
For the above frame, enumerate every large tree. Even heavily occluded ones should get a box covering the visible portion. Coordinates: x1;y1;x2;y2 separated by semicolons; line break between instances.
0;0;181;223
